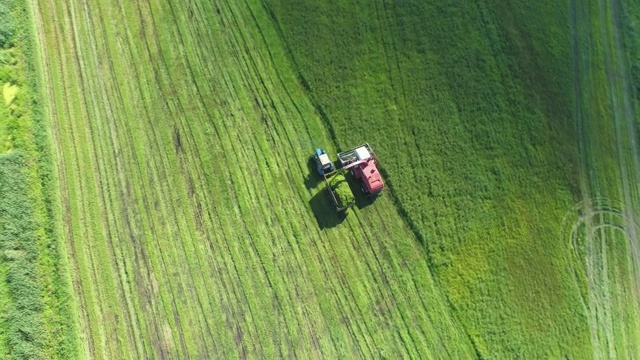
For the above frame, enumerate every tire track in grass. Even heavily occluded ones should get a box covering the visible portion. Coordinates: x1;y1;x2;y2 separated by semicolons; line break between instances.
606;0;640;294
151;1;324;356
41;1;112;356
74;2;165;355
140;3;278;354
64;1;149;356
220;10;385;357
565;197;640;357
36;0;489;356
569;0;640;355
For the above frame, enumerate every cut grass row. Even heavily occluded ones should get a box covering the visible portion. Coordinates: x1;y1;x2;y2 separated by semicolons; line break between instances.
32;0;475;357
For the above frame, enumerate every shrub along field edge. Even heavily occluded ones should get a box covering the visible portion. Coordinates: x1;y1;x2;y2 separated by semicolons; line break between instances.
0;0;77;358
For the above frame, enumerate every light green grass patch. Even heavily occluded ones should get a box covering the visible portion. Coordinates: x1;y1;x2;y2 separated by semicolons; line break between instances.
2;82;17;106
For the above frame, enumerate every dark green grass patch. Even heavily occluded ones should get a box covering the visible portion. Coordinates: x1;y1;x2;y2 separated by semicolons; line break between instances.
0;151;44;359
620;0;640;134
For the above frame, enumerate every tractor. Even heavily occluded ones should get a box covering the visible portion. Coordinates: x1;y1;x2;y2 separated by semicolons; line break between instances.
313;148;335;175
310;144;383;214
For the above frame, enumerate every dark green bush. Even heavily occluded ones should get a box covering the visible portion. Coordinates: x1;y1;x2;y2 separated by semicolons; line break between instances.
0;152;45;359
0;1;15;48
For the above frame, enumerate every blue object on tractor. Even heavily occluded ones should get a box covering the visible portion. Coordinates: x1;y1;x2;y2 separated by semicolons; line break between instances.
314;148;335;175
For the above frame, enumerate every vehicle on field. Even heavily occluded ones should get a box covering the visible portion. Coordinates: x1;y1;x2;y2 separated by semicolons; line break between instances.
310;143;383;213
313;148;335;175
337;143;384;195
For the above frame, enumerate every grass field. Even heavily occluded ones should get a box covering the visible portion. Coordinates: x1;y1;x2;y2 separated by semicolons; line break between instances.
29;0;477;358
568;0;640;356
266;0;591;357
4;0;637;358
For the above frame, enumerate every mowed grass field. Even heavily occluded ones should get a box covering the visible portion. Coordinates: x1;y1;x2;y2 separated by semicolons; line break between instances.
20;0;640;359
29;0;476;358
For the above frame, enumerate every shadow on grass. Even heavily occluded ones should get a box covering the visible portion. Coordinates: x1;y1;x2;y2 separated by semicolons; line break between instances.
304;156;322;190
344;170;376;210
306;161;382;228
309;187;347;229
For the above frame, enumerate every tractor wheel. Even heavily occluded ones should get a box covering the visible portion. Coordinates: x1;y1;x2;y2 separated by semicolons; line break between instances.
360;184;366;194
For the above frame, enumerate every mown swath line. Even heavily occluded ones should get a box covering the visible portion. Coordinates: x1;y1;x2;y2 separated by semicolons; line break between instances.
145;1;280;356
346;217;416;354
350;211;423;356
78;1;140;353
42;0;109;356
219;4;384;356
156;0;336;354
225;1;450;356
365;207;433;356
77;1;162;355
38;0;138;358
222;6;402;352
132;2;260;352
66;0;188;354
242;0;326;154
64;1;148;356
367;201;463;356
215;7;349;355
29;2;90;357
257;0;475;356
116;0;235;353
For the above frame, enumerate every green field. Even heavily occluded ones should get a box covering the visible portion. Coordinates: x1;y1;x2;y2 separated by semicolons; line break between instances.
0;0;637;358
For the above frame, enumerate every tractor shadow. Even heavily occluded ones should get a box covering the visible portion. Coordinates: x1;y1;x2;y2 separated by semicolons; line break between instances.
309;187;347;229
305;160;378;229
306;157;345;229
304;156;321;190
